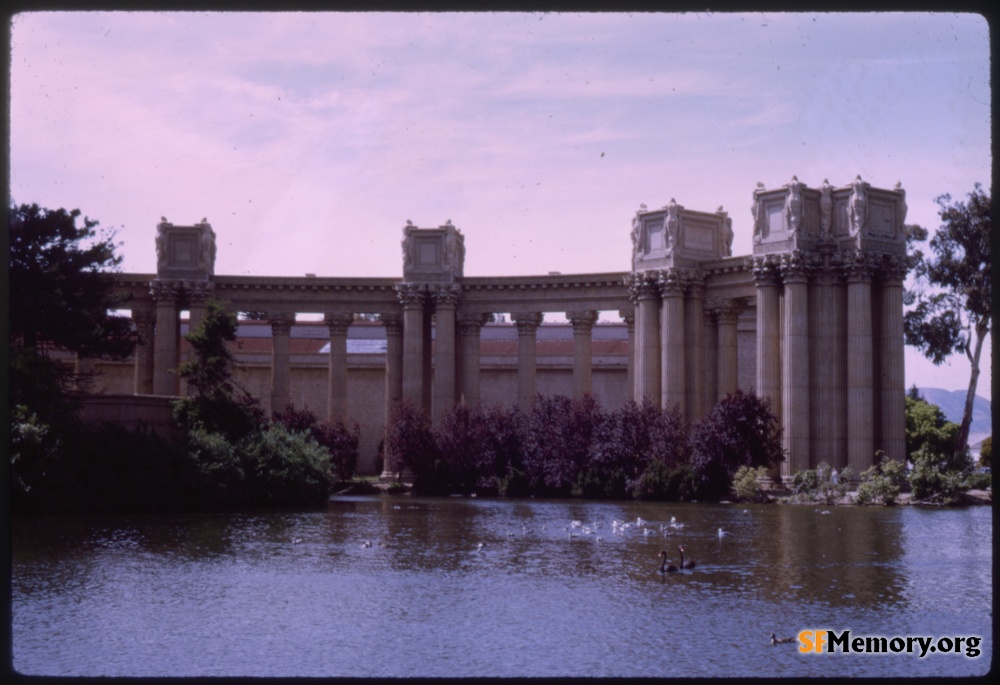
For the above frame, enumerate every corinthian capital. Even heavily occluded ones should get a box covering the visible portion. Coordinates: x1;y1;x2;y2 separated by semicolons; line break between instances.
395;283;427;309
567;310;598;333
431;283;462;308
324;312;354;336
512;311;543;335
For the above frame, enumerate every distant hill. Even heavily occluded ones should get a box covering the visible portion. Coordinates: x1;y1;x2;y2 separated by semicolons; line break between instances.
916;387;992;438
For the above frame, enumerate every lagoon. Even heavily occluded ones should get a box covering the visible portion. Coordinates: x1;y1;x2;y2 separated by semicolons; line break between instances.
11;497;992;677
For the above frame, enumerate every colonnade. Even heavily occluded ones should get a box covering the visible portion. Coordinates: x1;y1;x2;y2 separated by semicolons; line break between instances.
627;268;746;422
752;250;908;479
130;280;621;424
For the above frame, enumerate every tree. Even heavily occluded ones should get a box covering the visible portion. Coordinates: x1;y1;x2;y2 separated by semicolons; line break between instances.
173;300;265;442
9;203;137;416
689;390;785;500
904;184;991;461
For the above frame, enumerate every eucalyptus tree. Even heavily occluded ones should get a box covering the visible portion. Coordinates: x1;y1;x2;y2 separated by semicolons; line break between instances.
904;184;991;461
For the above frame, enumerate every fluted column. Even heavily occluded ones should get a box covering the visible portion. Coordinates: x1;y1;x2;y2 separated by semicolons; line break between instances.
380;312;404;481
325;312;353;421
619;308;635;398
702;307;718;416
432;285;461;421
844;253;877;476
715;299;744;402
150;280;180;396
132;307;156;395
684;277;705;420
780;254;812;478
567;310;598;399
752;256;781;417
459;313;487;407
628;274;660;404
878;256;908;465
513;312;543;411
269;312;294;414
658;269;686;414
397;283;427;409
811;262;844;468
186;282;212;335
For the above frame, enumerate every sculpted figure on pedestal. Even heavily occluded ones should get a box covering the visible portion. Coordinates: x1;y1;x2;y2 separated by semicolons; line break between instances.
785;176;804;235
849;175;868;237
819;179;834;238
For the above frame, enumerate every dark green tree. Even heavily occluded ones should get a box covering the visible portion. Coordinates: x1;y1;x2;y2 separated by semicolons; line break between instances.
9;203;137;415
904;184;991;461
173;300;265;441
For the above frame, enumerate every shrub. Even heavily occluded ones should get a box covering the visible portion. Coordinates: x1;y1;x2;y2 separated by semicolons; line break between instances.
908;444;972;504
237;424;331;506
631;460;697;501
522;395;603;497
689;390;785;501
273;404;360;482
855;452;906;506
789;462;852;505
385;400;445;494
731;465;773;503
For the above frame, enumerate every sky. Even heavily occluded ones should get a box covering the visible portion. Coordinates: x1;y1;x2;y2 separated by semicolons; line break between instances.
8;11;992;399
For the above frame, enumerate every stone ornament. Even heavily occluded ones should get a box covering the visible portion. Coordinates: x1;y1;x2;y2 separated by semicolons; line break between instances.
849;175;869;238
784;176;805;236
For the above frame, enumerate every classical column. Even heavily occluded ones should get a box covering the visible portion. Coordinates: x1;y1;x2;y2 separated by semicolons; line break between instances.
432;285;461;421
810;263;844;469
324;312;353;422
459;313;487;407
658;269;686;414
268;312;295;414
752;256;781;417
844;253;877;476
702;307;718;417
132;307;156;395
567;310;598;399
878;256;909;465
715;299;743;402
780;253;812;479
380;313;404;414
150;280;180;396
396;284;427;408
684;277;705;420
628;274;660;404
512;312;543;411
619;307;635;398
187;281;211;335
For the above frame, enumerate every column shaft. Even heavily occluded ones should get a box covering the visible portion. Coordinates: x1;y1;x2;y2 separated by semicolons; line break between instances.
684;282;705;421
568;310;598;399
753;260;781;416
397;285;426;408
846;260;875;475
269;312;294;414
459;314;486;407
432;287;460;420
633;279;661;404
702;308;718;416
325;313;353;421
132;308;156;395
716;301;741;401
151;282;179;396
781;266;811;478
878;262;907;464
659;271;685;414
513;312;543;411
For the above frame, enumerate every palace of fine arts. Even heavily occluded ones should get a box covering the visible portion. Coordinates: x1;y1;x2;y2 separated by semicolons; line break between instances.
74;174;910;480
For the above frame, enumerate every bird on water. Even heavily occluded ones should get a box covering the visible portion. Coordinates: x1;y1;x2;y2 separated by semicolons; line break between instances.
677;545;697;569
770;633;795;645
657;550;679;574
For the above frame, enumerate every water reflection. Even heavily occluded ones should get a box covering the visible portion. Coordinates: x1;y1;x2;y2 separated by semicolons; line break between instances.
12;498;991;678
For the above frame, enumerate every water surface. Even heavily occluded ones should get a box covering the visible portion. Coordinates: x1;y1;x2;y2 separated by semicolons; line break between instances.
12;497;992;677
